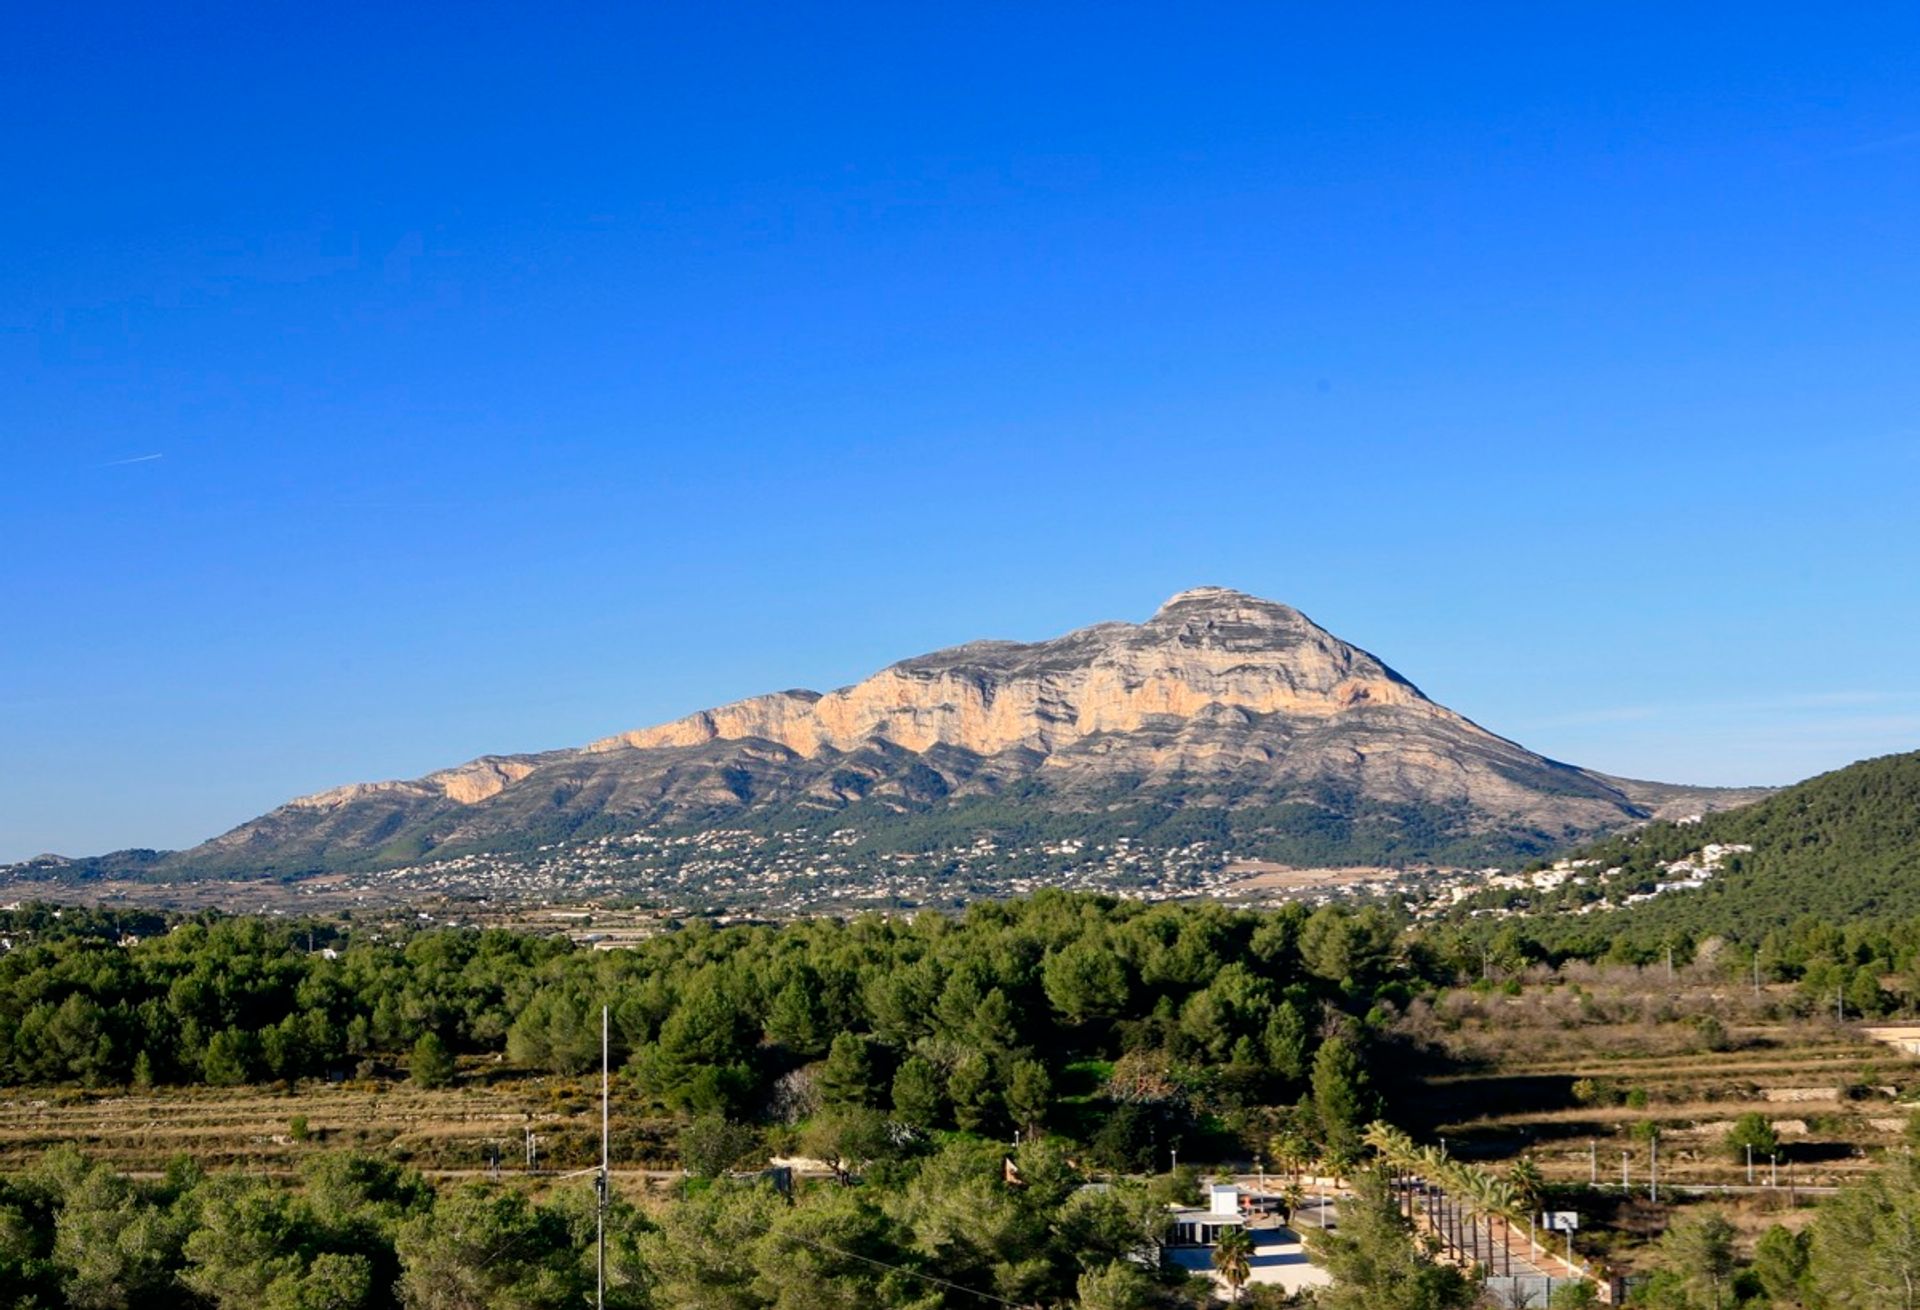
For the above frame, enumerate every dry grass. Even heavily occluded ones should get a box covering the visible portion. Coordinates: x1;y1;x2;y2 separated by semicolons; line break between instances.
0;1059;681;1179
1393;966;1918;1192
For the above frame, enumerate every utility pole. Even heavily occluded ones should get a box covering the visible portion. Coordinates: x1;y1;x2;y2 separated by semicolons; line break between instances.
598;1005;609;1310
1621;1151;1629;1192
1589;1139;1597;1185
1746;1144;1754;1185
1771;1153;1778;1188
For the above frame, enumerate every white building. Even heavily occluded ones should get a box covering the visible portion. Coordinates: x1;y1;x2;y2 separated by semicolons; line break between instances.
1169;1185;1247;1246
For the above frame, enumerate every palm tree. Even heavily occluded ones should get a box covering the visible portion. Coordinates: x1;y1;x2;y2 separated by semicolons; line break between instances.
1269;1128;1314;1186
1362;1121;1418;1162
1410;1143;1458;1256
1462;1172;1523;1277
1281;1182;1305;1229
1360;1119;1533;1271
1212;1224;1254;1302
1360;1122;1414;1209
1507;1156;1546;1259
1506;1157;1545;1215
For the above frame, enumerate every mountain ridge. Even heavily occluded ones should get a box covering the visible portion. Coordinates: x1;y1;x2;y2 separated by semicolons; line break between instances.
22;589;1769;884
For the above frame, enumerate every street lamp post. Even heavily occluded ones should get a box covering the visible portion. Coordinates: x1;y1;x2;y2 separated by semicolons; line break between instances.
597;1005;609;1310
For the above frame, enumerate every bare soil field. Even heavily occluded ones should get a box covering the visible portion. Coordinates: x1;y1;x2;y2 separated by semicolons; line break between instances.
1394;965;1918;1193
1221;861;1409;894
0;1061;681;1180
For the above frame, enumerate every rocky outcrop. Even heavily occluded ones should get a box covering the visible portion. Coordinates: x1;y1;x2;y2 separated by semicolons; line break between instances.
156;588;1766;875
590;589;1429;760
259;757;543;815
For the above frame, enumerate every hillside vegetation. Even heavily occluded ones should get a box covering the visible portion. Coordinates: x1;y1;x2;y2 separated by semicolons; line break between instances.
1466;751;1920;952
0;895;1401;1173
14;888;1920;1305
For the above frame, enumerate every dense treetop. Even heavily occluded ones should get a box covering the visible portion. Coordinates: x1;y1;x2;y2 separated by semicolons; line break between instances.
1446;751;1920;953
0;894;1411;1175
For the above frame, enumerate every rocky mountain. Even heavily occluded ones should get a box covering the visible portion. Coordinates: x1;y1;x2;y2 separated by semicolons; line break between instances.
57;588;1766;882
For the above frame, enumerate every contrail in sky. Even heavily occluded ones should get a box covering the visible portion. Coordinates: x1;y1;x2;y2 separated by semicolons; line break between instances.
1837;129;1920;157
94;453;164;467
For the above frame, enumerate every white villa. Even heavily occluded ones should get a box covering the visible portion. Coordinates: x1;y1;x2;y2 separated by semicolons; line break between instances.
1168;1184;1249;1246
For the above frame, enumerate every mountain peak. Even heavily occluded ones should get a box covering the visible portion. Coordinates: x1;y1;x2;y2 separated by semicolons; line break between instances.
1158;584;1248;605
1147;586;1325;635
146;590;1763;884
1154;585;1283;613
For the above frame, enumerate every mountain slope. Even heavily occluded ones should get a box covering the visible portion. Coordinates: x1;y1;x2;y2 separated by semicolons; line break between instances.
56;588;1763;881
1493;751;1920;943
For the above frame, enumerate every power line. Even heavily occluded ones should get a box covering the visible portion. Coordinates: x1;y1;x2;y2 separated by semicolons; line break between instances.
774;1229;1033;1308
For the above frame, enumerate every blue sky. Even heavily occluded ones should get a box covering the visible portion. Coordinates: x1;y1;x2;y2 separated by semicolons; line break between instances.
5;5;1920;860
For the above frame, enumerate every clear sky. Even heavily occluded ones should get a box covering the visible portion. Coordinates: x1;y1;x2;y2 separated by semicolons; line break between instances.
5;5;1920;861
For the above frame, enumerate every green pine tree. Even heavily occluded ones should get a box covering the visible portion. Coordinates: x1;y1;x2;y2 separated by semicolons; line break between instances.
410;1033;455;1089
817;1032;878;1109
891;1055;947;1130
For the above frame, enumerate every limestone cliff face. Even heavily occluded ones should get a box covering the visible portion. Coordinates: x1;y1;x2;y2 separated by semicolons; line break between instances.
591;589;1431;760
276;757;541;814
168;588;1766;875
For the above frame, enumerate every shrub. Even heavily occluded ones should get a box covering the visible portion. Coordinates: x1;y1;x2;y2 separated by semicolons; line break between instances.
1724;1112;1779;1163
1572;1077;1621;1107
677;1115;760;1178
1692;1016;1731;1052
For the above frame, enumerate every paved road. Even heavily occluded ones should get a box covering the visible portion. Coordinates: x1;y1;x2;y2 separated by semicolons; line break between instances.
1286;1191;1339;1232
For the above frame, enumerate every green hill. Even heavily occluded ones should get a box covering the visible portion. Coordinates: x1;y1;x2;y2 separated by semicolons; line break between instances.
1487;750;1920;947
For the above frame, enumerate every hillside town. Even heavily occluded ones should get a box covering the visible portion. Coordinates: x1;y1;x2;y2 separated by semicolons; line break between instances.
299;826;1281;914
1402;838;1758;921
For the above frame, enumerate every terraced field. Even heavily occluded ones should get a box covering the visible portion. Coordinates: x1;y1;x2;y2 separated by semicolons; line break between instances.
1394;967;1920;1192
0;1062;679;1179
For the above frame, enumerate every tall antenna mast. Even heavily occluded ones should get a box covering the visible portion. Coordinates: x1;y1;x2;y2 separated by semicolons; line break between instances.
598;1003;609;1310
